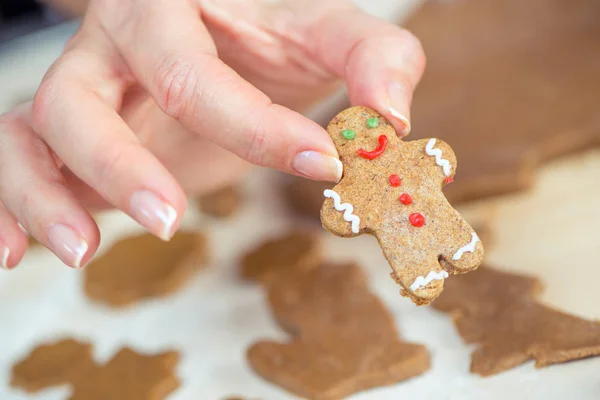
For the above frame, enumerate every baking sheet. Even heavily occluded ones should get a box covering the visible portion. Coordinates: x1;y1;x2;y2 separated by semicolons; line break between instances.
1;160;600;400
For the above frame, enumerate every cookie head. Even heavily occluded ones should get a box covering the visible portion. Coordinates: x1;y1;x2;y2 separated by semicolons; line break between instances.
328;110;396;162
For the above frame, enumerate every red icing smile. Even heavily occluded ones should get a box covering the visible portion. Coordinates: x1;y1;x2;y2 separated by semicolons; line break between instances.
357;135;388;160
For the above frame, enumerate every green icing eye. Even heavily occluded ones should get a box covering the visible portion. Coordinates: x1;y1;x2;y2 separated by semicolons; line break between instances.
366;117;379;128
342;129;356;140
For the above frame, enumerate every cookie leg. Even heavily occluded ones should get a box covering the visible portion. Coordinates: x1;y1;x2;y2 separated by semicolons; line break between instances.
440;221;484;273
387;255;448;305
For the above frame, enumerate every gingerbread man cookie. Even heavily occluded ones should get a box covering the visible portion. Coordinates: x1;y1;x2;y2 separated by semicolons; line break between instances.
320;106;484;305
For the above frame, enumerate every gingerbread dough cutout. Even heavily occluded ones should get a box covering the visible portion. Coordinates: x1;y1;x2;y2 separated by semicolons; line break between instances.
240;231;321;284
84;231;208;307
248;263;430;400
11;339;180;400
324;0;600;203
403;0;600;202
320;107;483;305
283;178;332;220
11;339;94;392
434;267;600;376
198;185;242;218
68;348;180;400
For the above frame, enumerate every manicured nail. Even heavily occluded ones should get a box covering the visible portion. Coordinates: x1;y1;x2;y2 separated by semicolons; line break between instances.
1;245;9;269
130;190;178;241
388;82;411;136
293;151;343;183
48;224;88;269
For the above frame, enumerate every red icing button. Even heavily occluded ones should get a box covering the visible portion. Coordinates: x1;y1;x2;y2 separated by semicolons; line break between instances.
409;213;425;227
445;176;454;184
389;174;402;187
399;194;412;205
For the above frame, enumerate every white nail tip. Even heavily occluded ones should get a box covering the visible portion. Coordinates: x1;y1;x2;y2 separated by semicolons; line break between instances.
389;108;411;135
159;204;178;241
72;239;89;270
1;247;9;269
333;158;344;183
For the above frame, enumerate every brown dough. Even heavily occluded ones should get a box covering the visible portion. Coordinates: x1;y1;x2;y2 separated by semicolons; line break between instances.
407;0;600;202
283;177;332;220
329;0;600;203
84;231;208;307
11;339;94;392
69;348;180;400
198;186;242;218
240;231;321;284
434;267;600;376
11;340;180;400
248;263;430;400
320;106;483;305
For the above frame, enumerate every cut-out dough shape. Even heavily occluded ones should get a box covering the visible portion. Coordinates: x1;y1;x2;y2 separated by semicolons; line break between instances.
84;232;208;307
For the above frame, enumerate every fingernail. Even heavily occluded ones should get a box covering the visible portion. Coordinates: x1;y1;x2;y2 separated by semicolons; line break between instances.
130;190;178;241
48;225;88;269
388;82;411;136
1;245;10;269
293;151;343;183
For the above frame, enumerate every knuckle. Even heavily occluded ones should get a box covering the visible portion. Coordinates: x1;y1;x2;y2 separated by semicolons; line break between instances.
398;28;426;67
155;55;199;119
93;144;131;192
243;116;269;167
31;73;60;133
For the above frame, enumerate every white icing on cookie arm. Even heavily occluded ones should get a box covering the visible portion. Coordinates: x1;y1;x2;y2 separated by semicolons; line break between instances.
425;139;452;177
410;270;449;291
323;189;361;234
452;232;480;260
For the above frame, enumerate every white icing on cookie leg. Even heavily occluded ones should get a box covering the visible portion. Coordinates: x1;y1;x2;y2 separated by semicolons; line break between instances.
425;139;452;177
452;232;480;260
323;189;361;234
410;270;449;291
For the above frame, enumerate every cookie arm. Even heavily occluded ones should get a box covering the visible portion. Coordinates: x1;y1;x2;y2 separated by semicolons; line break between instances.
320;190;362;238
420;138;458;184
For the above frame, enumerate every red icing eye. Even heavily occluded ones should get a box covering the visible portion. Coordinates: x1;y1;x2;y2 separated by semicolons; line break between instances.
399;194;412;205
409;213;425;227
445;176;454;184
389;174;401;187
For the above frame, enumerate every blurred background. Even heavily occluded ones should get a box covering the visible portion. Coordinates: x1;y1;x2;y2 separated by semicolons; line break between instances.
0;0;80;42
1;0;599;399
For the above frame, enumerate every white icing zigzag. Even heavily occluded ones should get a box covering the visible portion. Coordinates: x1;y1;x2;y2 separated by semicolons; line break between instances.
452;232;480;260
410;270;449;291
323;189;361;234
425;138;452;177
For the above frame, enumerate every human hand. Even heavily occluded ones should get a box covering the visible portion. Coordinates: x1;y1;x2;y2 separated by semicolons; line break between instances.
0;0;425;269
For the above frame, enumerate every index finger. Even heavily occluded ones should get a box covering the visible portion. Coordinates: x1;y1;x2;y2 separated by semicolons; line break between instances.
93;0;343;183
307;6;426;136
